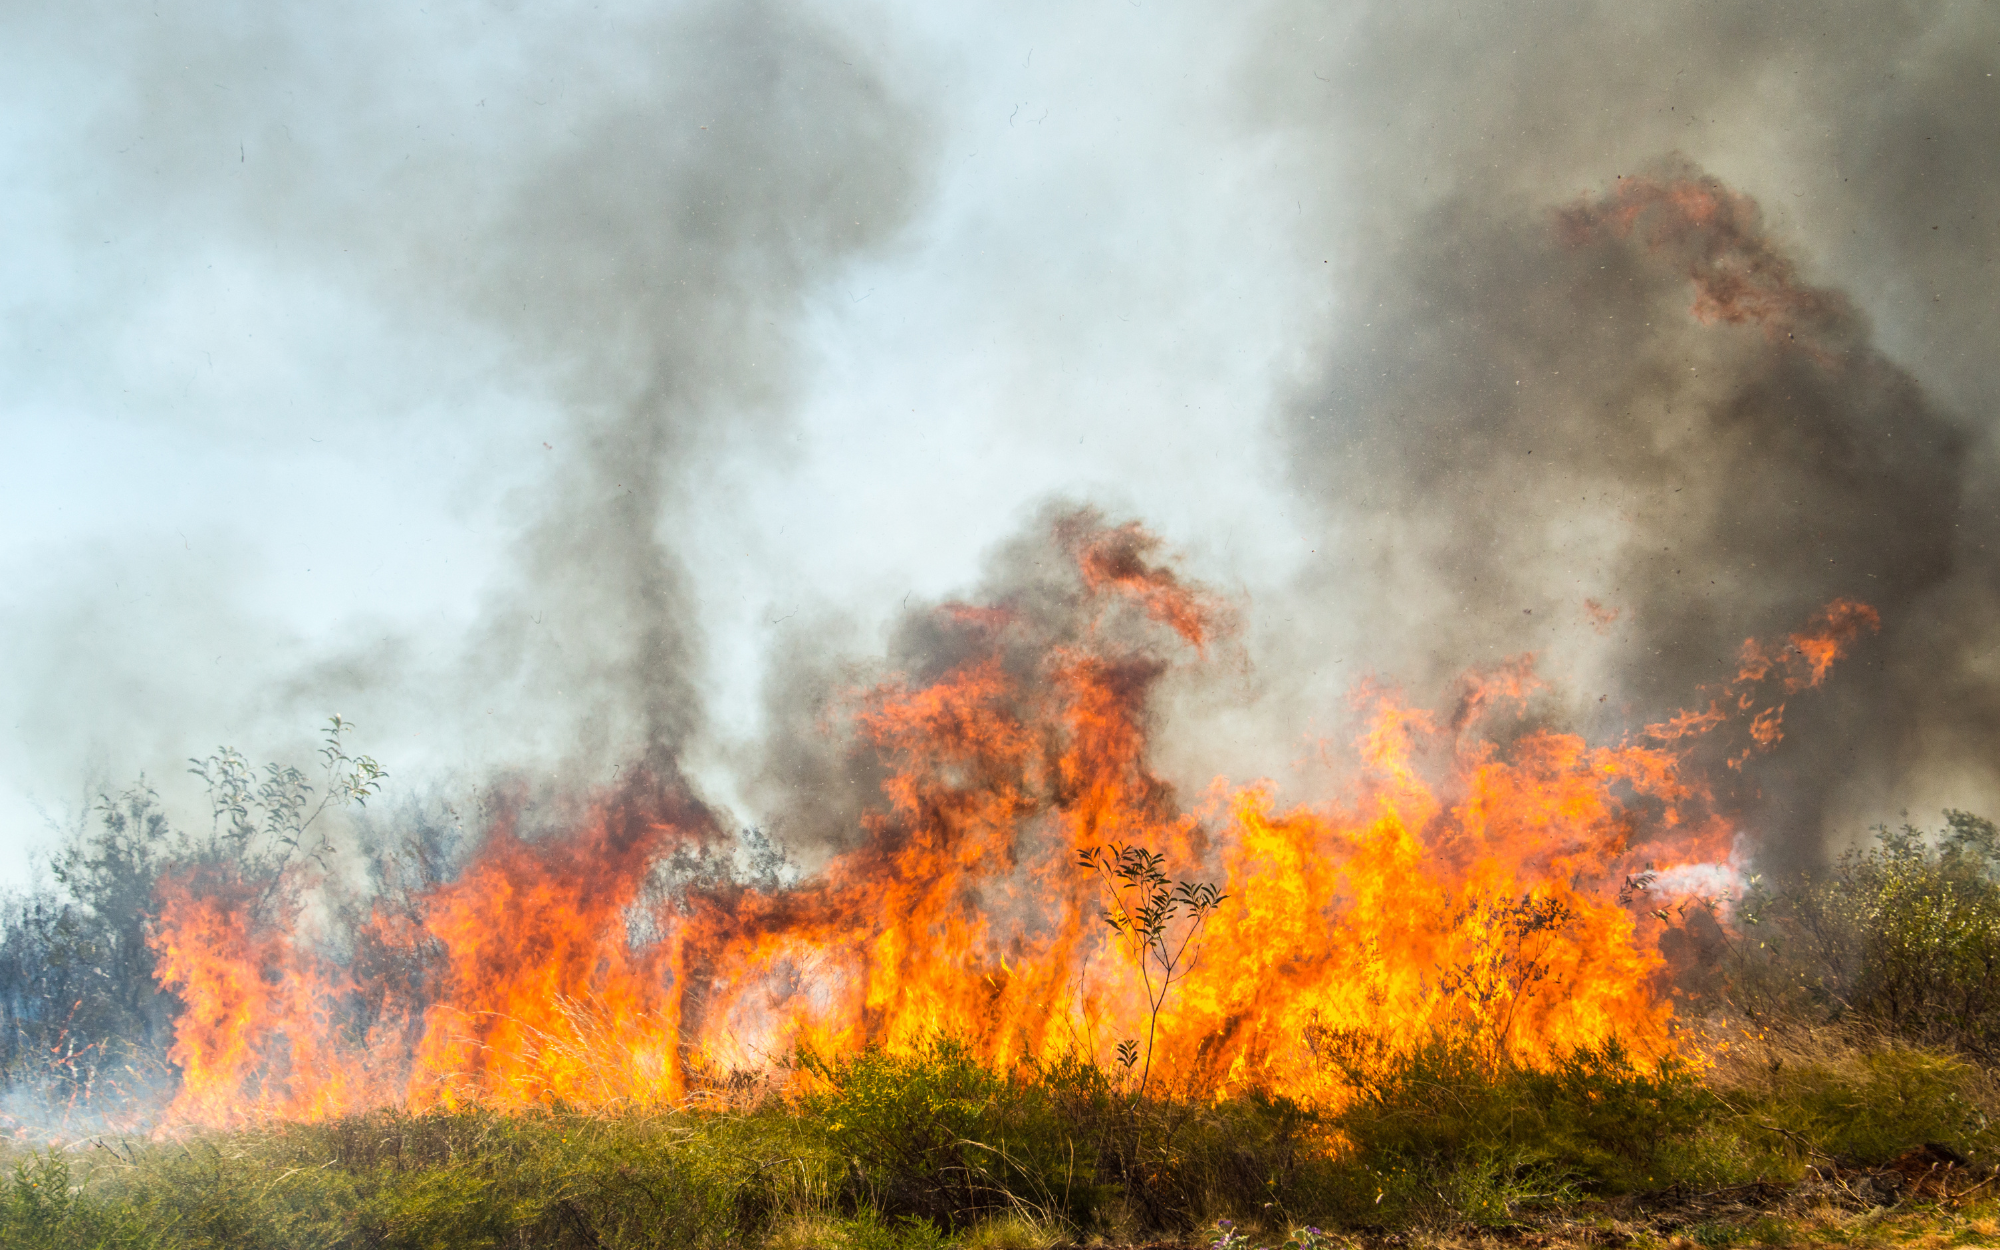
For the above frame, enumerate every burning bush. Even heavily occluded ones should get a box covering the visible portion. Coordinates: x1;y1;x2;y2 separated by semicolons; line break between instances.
0;718;388;1134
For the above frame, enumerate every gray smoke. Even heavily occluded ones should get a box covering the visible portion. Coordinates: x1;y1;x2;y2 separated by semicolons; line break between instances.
0;0;931;839
5;0;1996;881
743;500;1220;869
423;2;930;789
1247;0;2000;864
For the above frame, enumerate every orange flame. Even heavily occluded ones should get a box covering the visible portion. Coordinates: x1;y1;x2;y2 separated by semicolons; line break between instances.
1644;597;1879;765
1559;172;1857;365
149;521;1876;1126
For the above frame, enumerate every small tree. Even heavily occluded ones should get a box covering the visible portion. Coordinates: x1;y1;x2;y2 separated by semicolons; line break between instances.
1437;890;1577;1061
0;716;389;1120
0;781;183;1114
186;714;388;873
1075;843;1226;1097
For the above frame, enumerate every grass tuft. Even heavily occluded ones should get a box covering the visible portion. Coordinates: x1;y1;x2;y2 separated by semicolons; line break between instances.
5;1023;2000;1247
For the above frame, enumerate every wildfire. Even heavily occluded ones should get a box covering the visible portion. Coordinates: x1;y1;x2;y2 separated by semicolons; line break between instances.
148;515;1877;1127
1559;169;1856;363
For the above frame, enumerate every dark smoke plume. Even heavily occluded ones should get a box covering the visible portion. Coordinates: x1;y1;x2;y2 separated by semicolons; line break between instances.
436;3;931;787
1255;1;2000;864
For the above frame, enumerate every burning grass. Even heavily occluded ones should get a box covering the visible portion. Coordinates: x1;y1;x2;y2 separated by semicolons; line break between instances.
1;514;1984;1246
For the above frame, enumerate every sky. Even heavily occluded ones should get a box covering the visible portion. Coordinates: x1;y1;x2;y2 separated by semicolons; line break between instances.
2;1;1996;885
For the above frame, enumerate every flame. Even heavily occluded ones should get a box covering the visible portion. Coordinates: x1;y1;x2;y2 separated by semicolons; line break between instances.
1559;171;1856;364
149;521;1877;1126
1643;598;1879;767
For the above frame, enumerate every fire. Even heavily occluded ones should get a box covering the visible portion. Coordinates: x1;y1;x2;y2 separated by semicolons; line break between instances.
147;515;1877;1127
1641;598;1880;768
1559;170;1855;363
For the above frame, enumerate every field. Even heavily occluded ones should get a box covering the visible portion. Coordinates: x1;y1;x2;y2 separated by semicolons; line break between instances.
15;765;2000;1248
7;1021;2000;1249
7;556;2000;1247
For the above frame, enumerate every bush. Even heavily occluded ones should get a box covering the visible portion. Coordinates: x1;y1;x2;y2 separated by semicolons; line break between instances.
0;785;181;1124
1312;1030;1732;1226
1704;1025;2000;1168
0;1151;159;1250
798;1035;1366;1238
1762;1047;1987;1165
797;1036;1113;1231
0;721;393;1130
1737;811;2000;1058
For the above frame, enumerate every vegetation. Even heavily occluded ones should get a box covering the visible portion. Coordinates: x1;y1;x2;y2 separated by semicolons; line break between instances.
0;718;389;1129
0;781;179;1118
11;765;2000;1245
4;1020;2000;1248
1733;811;2000;1057
1074;843;1227;1098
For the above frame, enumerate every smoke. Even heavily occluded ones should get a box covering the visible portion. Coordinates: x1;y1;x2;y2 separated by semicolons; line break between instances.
0;0;932;840
4;1;1996;1128
744;500;1228;864
436;4;929;785
1243;0;2000;864
3;0;1994;879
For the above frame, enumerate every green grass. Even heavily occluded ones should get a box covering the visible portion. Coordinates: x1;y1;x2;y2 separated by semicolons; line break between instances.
4;1025;1999;1248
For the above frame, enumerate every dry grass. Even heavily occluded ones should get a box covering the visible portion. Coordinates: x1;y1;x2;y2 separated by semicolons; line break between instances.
1701;1016;2000;1101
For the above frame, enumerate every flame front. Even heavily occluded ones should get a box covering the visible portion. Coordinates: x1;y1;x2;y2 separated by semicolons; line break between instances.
150;520;1877;1125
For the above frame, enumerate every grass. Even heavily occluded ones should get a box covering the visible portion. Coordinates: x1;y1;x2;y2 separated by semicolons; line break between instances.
6;1023;2000;1248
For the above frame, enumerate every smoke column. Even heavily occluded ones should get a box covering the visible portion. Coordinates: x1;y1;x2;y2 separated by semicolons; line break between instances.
1243;1;2000;864
0;0;932;848
1;0;1995;897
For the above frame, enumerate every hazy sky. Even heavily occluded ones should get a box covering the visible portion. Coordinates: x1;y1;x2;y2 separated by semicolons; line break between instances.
3;1;1995;884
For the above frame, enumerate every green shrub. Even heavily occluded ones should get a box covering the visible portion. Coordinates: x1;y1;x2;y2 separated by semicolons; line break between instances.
0;1152;159;1250
1738;811;2000;1059
798;1035;1104;1230
793;1035;1350;1237
1314;1030;1736;1225
1720;1042;2000;1167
